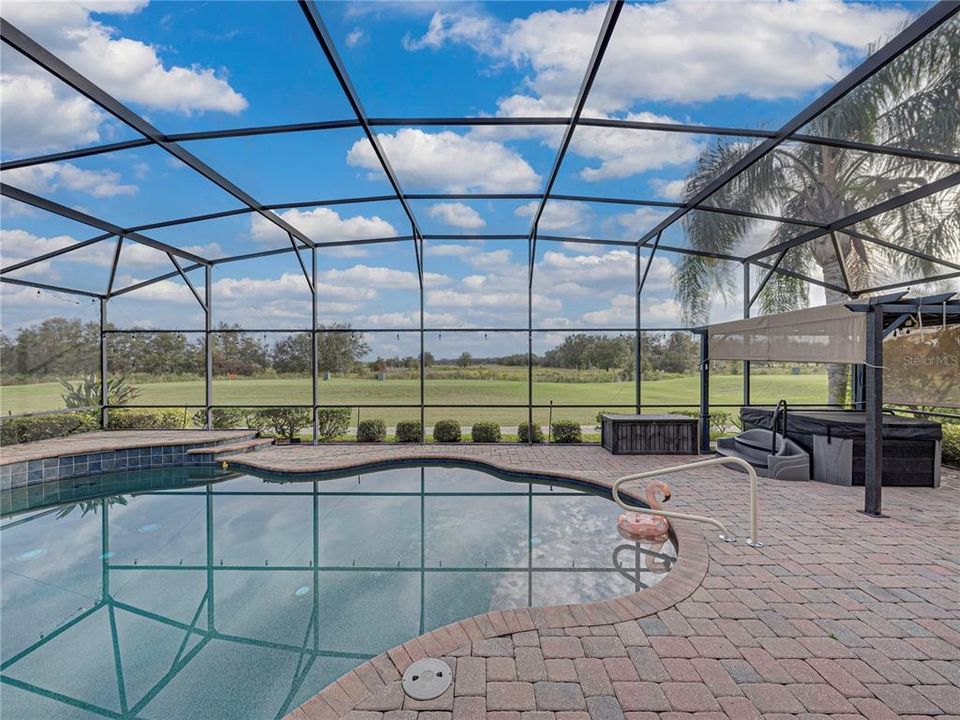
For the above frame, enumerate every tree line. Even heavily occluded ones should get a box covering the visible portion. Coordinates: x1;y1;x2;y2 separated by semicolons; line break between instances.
1;317;702;384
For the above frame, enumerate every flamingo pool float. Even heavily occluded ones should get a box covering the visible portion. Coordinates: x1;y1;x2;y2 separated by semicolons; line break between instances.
617;480;671;540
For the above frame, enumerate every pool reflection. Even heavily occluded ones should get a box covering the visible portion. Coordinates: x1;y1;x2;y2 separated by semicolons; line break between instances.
0;464;675;720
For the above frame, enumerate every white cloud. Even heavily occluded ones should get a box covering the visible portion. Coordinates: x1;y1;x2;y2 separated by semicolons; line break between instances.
427;202;486;229
2;162;137;198
425;242;476;257
572;113;703;181
406;1;909;113
319;264;449;291
0;74;105;154
1;1;246;155
0;229;220;275
427;287;560;312
465;248;513;269
250;207;398;250
1;229;78;268
348;129;540;192
583;294;635;325
651;179;686;201
610;208;672;239
346;28;366;47
515;200;591;232
539;248;635;285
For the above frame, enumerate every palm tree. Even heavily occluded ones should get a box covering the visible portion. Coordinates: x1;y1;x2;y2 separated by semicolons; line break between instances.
674;17;960;404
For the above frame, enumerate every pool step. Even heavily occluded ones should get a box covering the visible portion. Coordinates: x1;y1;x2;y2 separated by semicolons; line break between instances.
187;437;275;457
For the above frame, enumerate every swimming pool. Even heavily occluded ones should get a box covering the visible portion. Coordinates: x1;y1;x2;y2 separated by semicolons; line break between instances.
1;462;676;720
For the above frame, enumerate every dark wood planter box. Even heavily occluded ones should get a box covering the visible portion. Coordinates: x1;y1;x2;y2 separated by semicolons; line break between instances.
600;414;699;455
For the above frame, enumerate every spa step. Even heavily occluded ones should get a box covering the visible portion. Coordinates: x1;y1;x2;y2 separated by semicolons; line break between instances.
187;438;275;456
716;435;811;481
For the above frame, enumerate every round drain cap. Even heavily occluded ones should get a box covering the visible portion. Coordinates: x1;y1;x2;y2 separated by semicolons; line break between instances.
401;658;452;701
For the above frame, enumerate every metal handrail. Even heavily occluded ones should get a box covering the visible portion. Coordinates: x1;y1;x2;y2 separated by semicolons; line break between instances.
611;456;763;548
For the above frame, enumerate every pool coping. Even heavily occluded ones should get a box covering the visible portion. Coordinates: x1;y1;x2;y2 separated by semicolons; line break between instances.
236;451;711;720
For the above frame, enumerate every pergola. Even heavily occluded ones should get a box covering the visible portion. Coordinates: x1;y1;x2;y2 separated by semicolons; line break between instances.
1;0;958;440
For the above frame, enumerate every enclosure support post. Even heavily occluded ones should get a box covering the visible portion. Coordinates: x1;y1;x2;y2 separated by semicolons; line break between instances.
527;234;534;444
419;234;426;443
100;298;108;430
635;245;641;414
311;247;318;445
699;330;710;454
864;305;884;516
204;265;212;431
742;262;751;408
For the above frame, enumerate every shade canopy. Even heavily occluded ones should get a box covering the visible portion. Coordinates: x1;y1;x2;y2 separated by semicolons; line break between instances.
708;303;867;364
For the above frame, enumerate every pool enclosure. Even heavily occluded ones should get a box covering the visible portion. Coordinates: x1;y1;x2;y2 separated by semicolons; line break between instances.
1;0;958;442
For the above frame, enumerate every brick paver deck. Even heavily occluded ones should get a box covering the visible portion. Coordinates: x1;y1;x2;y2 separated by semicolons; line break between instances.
0;429;253;465
211;444;960;720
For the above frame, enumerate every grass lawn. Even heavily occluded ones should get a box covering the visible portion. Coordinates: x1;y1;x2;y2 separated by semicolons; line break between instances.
3;372;828;426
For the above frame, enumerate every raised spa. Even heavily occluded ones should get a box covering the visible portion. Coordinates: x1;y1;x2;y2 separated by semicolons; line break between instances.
0;463;675;720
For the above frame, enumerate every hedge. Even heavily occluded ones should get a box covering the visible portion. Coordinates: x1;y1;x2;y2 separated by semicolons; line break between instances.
191;408;246;429
1;411;99;445
109;408;188;430
396;420;422;443
517;421;543;443
551;419;582;443
471;421;501;443
357;418;386;442
433;419;461;443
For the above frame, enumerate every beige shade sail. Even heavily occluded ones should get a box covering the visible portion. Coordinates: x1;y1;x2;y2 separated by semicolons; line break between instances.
709;303;867;364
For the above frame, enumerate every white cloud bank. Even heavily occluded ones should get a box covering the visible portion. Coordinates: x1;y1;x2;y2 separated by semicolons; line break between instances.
1;1;247;155
347;129;540;192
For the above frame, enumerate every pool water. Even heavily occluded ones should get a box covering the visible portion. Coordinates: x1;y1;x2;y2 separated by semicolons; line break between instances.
1;463;676;720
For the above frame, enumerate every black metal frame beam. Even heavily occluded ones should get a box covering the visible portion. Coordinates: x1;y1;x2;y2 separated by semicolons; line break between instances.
745;170;960;262
0;184;210;266
0;232;112;275
0;18;318;250
4;116;956;173
632;1;960;248
297;0;423;279
526;0;623;285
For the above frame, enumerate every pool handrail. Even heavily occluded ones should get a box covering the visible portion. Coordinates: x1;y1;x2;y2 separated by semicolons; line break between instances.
611;456;763;547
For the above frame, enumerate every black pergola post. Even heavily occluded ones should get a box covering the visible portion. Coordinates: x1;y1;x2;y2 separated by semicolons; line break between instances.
742;263;751;408
863;305;884;516
699;331;710;454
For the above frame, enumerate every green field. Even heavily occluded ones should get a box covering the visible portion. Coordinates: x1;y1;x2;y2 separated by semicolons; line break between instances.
2;372;829;426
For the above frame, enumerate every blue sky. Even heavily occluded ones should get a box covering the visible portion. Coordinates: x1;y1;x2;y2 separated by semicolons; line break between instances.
0;0;933;355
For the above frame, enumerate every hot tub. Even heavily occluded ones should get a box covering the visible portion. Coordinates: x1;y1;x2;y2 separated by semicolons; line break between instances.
740;408;942;487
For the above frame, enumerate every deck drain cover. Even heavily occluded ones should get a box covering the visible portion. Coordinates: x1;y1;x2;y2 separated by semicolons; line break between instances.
402;658;452;701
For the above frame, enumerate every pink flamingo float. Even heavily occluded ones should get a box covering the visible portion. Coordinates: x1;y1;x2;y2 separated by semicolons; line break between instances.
617;480;671;540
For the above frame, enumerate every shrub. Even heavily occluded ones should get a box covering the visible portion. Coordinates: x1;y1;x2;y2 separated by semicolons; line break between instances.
551;419;582;444
191;407;245;429
242;409;272;434
257;408;311;440
109;408;187;430
517;421;543;443
317;407;351;441
357;418;386;442
943;423;960;467
674;409;735;440
396;420;422;443
433;419;461;442
471;421;501;443
61;374;140;408
0;411;98;445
